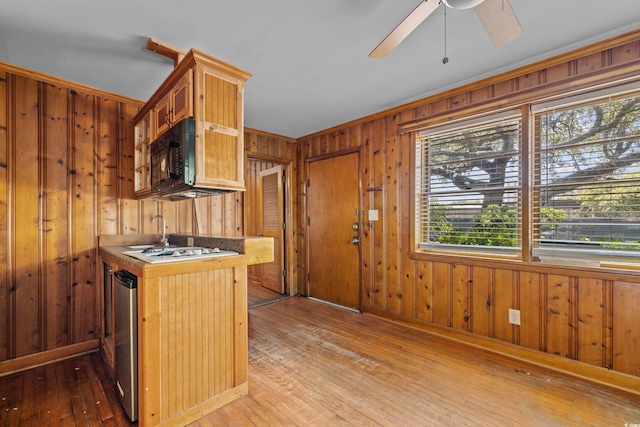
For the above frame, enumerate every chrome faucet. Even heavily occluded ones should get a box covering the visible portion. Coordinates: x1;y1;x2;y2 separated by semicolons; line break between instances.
150;215;169;247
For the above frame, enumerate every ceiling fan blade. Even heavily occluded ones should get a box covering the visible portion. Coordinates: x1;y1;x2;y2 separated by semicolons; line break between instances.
369;0;441;58
474;0;522;47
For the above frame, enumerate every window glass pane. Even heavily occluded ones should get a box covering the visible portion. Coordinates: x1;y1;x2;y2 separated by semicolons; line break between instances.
533;93;640;256
417;116;521;252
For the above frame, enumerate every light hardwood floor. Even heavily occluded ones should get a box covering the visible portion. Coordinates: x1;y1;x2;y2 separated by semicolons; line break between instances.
248;281;288;308
1;295;639;426
197;296;640;426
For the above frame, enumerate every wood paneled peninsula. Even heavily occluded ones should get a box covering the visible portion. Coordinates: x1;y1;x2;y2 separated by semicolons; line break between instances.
99;234;273;427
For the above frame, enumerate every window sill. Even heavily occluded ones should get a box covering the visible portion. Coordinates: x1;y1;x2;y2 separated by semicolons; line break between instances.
599;261;640;271
532;247;640;269
410;249;522;264
417;244;521;261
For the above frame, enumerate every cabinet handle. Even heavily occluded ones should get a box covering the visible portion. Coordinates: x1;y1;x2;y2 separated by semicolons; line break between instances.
166;141;182;179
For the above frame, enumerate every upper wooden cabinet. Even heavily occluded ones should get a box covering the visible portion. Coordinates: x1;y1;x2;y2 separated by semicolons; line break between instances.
133;49;251;197
154;69;192;137
134;111;152;194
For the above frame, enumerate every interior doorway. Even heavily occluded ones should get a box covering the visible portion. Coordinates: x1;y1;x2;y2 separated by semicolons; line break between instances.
246;158;288;307
306;151;361;310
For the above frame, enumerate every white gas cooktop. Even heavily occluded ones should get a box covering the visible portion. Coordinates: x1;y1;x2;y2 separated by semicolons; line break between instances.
123;246;239;264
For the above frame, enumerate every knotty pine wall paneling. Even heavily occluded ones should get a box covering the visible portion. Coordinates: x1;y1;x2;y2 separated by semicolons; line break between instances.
0;70;142;368
361;121;375;308
0;72;8;362
71;89;98;345
470;266;491;337
546;274;572;359
519;271;543;352
371;119;386;310
612;281;640;376
12;75;40;358
576;277;606;367
385;114;402;316
399;109;416;319
296;31;640;388
0;64;296;369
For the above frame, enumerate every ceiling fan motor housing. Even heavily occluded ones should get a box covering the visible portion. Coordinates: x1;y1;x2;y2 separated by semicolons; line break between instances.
441;0;485;9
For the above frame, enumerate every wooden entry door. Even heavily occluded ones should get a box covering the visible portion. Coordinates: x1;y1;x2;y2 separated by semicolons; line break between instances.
259;165;285;293
307;152;360;310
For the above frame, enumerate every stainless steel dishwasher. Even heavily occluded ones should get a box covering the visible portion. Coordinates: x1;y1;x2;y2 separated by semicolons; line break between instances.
114;269;138;422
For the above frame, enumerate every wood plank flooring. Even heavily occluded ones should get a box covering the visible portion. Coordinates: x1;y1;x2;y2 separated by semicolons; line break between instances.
0;352;131;426
197;297;640;426
248;281;288;308
1;296;639;426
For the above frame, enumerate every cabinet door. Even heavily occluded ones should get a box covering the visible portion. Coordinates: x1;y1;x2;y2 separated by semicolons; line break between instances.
154;69;193;137
196;66;245;190
134;112;152;194
155;92;171;137
171;69;193;125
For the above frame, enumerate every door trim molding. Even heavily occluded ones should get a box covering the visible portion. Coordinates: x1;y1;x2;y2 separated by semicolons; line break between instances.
305;146;360;164
245;155;295;296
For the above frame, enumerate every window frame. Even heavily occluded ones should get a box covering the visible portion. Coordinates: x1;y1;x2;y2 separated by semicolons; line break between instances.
530;82;640;266
414;109;524;259
410;81;640;268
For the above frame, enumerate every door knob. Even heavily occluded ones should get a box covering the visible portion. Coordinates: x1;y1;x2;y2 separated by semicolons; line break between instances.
351;236;360;245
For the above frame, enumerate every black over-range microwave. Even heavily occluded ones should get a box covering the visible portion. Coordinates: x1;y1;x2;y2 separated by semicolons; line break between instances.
150;118;224;199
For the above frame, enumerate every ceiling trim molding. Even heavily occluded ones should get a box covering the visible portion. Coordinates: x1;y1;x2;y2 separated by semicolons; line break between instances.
0;62;145;105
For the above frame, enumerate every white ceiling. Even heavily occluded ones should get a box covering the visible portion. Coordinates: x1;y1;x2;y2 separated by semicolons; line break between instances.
0;1;639;138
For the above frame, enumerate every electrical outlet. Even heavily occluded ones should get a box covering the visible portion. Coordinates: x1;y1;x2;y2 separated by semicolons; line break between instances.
508;308;521;325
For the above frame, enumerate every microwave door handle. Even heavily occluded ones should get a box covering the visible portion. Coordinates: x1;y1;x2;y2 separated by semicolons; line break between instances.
167;141;181;179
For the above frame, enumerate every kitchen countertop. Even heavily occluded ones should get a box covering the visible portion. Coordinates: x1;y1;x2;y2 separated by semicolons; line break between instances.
98;234;274;278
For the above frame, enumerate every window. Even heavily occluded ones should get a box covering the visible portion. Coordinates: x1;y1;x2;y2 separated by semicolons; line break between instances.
532;89;640;262
416;112;522;254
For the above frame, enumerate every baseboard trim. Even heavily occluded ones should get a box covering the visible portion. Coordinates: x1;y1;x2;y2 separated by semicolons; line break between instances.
0;340;99;377
363;307;640;396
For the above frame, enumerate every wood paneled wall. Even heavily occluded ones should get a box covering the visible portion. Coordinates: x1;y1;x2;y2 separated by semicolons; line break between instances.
296;30;640;383
0;68;143;366
0;63;296;369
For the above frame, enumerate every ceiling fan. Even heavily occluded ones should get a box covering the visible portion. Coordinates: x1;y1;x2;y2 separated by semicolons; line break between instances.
369;0;522;58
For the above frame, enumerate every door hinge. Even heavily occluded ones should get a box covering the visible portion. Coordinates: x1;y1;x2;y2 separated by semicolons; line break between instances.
282;174;286;183
307;273;310;282
282;222;286;230
307;179;310;187
282;269;286;277
307;216;310;226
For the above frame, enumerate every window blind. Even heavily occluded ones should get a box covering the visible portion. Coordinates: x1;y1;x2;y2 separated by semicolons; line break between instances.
416;114;522;252
532;91;640;259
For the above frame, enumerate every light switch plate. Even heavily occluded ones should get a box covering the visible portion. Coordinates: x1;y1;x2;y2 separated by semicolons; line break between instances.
368;210;379;221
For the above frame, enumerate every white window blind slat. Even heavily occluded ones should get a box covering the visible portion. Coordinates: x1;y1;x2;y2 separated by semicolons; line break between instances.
416;114;522;251
532;91;640;257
